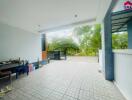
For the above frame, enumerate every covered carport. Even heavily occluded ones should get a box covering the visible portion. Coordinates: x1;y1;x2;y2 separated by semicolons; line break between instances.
0;0;112;63
0;0;130;100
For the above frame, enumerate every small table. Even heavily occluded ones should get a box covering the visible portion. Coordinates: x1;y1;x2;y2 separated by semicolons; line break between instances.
0;63;21;71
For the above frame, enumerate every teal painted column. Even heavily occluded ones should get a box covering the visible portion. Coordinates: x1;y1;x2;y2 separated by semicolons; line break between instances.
102;13;114;81
101;0;118;81
128;19;132;49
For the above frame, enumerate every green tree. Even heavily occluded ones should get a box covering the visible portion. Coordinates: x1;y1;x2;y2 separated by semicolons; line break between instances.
90;24;101;54
74;24;101;56
74;25;92;42
112;33;128;49
48;25;128;57
48;37;79;55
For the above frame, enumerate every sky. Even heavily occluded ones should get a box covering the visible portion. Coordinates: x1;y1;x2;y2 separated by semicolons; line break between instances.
45;28;79;44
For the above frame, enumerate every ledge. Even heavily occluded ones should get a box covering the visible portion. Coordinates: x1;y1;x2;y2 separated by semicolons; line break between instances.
113;49;132;55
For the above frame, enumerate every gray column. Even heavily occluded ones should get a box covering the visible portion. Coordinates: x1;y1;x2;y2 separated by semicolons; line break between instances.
102;13;114;81
41;34;46;51
101;0;118;81
128;19;132;49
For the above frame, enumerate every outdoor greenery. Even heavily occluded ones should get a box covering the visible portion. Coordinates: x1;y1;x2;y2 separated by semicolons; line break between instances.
48;24;128;56
112;33;128;49
73;24;101;56
48;38;79;55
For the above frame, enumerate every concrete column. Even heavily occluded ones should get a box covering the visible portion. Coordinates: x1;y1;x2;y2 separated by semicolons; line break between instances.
102;13;114;81
128;19;132;49
41;34;46;51
101;0;118;81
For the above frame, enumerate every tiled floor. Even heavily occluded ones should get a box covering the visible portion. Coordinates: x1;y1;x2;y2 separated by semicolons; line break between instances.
1;57;126;100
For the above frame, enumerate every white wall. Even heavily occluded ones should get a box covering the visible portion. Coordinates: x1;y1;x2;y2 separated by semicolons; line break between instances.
113;50;132;100
0;22;41;63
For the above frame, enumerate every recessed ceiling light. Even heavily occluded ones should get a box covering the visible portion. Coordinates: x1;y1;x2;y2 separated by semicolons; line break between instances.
74;14;78;18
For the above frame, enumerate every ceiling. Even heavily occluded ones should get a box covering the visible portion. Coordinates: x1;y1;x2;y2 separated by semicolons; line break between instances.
0;0;112;33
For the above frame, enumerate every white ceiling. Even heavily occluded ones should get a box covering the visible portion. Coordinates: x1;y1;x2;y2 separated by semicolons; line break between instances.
0;0;112;33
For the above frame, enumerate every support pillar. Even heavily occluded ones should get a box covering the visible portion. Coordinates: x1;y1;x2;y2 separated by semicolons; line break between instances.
41;34;47;60
128;19;132;49
101;0;118;81
102;13;114;81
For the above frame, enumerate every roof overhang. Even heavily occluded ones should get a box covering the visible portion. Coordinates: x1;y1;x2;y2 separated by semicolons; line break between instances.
112;10;132;33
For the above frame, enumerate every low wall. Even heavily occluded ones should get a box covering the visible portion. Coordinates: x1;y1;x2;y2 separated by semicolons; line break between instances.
113;49;132;100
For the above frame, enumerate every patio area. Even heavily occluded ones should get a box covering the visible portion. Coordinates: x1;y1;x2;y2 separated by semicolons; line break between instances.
1;57;125;100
